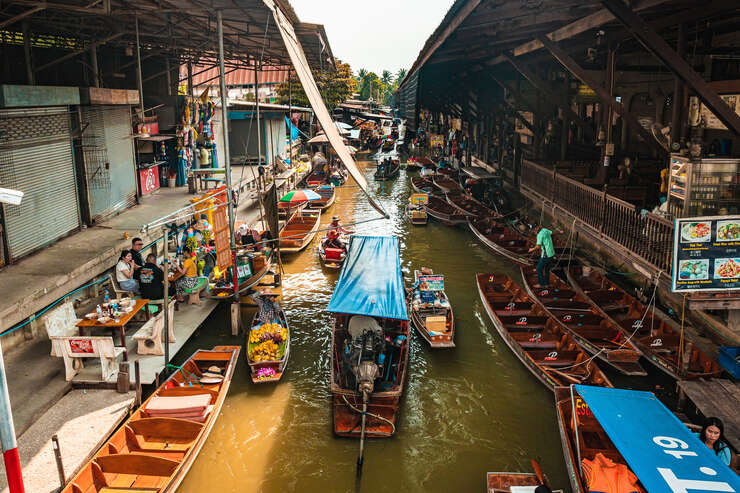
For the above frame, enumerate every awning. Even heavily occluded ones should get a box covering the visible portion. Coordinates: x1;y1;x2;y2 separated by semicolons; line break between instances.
264;0;388;218
461;166;497;180
327;236;408;320
574;385;740;493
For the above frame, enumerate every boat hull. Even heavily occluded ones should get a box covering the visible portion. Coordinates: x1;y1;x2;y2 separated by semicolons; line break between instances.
246;308;290;384
279;209;321;253
468;219;535;266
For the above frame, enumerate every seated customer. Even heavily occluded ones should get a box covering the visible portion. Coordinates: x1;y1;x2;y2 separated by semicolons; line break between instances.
175;246;200;303
139;254;169;300
116;250;140;295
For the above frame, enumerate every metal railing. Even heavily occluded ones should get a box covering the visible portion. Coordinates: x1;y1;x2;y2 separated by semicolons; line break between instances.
520;159;673;273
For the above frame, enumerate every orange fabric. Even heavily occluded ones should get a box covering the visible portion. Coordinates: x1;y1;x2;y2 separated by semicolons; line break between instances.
183;257;197;277
581;453;642;493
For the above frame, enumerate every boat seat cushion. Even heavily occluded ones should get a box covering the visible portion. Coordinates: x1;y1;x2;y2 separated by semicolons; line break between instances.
145;394;210;414
325;248;343;260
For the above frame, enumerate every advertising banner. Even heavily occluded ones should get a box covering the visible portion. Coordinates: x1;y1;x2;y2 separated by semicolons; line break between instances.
410;193;429;205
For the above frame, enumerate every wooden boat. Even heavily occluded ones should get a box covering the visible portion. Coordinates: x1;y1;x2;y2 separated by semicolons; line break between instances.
328;236;409;438
432;174;461;193
304;170;327;187
374;160;400;181
279;208;321;253
405;204;428;225
436;168;457;178
424;196;470;226
487;460;562;493
446;191;496;218
476;273;612;390
566;265;724;379
411;177;438;194
311;184;336;211
520;266;648;376
209;248;274;298
409;269;454;347
404;158;423;172
469;217;534;265
61;346;240;493
317;235;348;269
246;299;290;383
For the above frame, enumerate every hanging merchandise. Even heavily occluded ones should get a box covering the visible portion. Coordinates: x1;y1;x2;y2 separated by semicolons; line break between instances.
176;147;187;187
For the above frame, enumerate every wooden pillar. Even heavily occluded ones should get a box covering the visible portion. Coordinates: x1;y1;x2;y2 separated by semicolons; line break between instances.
670;22;687;149
90;44;100;88
22;22;34;85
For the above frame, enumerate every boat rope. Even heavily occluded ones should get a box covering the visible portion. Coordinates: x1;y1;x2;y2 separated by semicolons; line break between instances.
341;394;396;435
165;363;202;387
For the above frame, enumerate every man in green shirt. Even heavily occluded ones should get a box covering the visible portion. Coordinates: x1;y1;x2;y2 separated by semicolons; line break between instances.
529;226;556;288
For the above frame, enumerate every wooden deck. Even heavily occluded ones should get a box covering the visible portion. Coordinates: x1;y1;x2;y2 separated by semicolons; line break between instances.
677;379;740;451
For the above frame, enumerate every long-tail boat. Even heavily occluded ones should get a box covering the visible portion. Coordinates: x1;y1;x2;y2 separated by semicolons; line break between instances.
246;296;290;383
555;384;740;493
424;196;470;226
311;184;336;211
476;273;612;390
374;160;400;181
304;170;327;187
446;191;496;218
566;265;723;379
61;346;240;493
317;235;348;269
469;217;534;265
279;208;321;253
409;268;454;348
487;460;563;493
327;236;410;441
520;266;647;376
432;174;461;193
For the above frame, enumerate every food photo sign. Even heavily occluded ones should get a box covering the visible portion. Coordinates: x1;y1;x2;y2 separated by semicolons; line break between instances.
672;215;740;292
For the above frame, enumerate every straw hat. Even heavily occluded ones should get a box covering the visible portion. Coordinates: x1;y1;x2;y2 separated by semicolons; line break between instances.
260;288;278;297
331;216;339;221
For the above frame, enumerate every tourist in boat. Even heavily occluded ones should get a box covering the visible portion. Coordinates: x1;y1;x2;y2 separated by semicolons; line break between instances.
174;246;199;302
696;417;733;466
253;288;281;324
528;225;556;289
116;250;140;295
329;216;352;236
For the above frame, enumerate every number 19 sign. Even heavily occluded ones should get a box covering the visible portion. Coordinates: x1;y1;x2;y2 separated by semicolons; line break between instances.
653;435;736;492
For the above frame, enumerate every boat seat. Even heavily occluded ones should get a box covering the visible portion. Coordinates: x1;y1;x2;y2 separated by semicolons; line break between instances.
93;454;178;490
128;417;202;441
325;248;343;260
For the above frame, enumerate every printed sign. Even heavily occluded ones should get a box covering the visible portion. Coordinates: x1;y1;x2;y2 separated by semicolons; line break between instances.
672;215;740;292
429;134;444;147
139;166;160;195
418;275;444;303
69;339;94;354
409;193;429;205
236;262;253;283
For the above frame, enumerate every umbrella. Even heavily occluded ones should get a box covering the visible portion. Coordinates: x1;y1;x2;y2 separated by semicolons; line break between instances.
280;189;321;205
335;122;352;130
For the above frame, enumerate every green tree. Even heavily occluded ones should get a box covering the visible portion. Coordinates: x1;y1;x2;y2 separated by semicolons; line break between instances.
381;70;393;87
396;68;407;84
275;60;357;111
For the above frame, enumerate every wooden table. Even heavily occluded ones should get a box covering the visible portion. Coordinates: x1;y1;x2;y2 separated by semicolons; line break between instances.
168;271;184;283
77;299;150;361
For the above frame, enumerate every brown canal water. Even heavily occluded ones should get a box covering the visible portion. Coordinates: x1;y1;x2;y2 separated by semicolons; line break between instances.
175;157;670;493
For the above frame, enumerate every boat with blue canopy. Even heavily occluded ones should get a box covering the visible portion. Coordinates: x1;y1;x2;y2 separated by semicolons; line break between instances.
327;235;409;446
555;384;740;493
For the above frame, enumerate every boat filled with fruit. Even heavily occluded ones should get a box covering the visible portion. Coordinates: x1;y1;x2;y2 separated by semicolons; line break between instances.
247;310;290;384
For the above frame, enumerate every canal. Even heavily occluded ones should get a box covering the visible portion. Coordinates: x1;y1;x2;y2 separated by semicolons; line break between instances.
175;156;670;492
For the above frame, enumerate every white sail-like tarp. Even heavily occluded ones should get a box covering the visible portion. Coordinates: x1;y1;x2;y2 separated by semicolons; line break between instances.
263;0;388;218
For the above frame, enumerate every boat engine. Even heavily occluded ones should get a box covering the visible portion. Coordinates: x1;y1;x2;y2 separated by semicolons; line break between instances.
350;328;385;394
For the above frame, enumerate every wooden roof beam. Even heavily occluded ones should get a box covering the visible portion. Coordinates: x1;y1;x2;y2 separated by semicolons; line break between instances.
537;34;666;154
600;0;740;135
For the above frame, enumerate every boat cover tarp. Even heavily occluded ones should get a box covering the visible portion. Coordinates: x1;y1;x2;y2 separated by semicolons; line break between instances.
263;0;388;218
327;236;408;320
575;385;740;493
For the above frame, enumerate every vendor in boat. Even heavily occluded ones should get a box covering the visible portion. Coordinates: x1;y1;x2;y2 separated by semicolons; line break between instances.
528;225;556;289
253;288;281;325
695;417;733;466
329;216;352;236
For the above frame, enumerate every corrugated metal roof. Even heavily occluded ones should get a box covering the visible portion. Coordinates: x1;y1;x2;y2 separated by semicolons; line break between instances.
184;63;291;87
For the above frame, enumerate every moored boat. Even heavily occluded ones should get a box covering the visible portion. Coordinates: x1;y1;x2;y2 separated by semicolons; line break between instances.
476;273;612;390
279;208;321;253
317;235;348;269
424;196;471;226
246;293;290;383
312;184;336;210
374;159;400;181
566;265;723;379
404;157;423;171
469;217;534;265
411;177;438;194
432;174;461;193
327;236;410;439
304;170;327;187
487;460;562;493
520;266;648;376
409;268;454;348
446;191;496;217
60;346;240;493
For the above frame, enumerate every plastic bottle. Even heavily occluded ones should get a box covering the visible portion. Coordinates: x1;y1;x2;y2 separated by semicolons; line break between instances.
96;304;102;317
104;289;110;304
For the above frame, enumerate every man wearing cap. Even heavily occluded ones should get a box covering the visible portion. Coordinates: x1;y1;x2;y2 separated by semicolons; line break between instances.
326;216;351;251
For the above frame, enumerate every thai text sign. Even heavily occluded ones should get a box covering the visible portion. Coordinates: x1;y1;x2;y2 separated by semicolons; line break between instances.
419;275;444;303
672;215;740;292
409;193;429;205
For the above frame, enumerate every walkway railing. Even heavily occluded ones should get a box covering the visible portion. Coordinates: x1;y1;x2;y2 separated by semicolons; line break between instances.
520;159;673;273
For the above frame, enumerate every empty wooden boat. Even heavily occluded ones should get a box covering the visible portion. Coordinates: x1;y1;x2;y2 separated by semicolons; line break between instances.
424;196;470;225
409;269;454;348
279;208;321;253
520;266;648;376
247;298;290;383
469;217;535;265
328;236;410;438
432;174;460;193
566;265;723;379
411;177;438;194
477;273;612;390
311;184;336;210
446;191;496;218
61;346;240;493
304;170;327;187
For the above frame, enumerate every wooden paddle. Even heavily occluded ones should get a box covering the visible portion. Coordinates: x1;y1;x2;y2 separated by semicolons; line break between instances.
531;458;550;489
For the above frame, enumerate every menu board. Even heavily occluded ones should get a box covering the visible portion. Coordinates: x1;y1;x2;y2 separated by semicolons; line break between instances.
418;275;445;303
672;215;740;292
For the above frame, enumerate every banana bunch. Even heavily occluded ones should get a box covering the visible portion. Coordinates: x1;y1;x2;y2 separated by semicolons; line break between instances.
249;323;288;344
249;340;280;362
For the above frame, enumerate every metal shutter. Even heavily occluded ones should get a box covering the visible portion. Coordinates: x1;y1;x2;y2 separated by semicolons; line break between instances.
103;106;136;214
0;107;80;261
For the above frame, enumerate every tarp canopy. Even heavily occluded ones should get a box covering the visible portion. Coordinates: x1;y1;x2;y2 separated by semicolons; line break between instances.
327;236;408;320
264;0;388;218
574;385;740;493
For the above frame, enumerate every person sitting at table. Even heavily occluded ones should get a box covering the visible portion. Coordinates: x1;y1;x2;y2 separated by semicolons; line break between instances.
130;237;145;279
139;253;169;300
175;246;200;303
116;250;140;295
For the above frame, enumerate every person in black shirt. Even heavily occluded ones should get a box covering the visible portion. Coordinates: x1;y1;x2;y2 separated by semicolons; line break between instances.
139;254;167;300
130;237;145;280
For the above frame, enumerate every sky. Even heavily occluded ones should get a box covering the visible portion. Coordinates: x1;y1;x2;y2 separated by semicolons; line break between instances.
290;0;454;77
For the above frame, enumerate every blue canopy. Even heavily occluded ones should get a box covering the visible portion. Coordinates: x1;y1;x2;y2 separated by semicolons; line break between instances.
327;236;408;320
575;385;740;493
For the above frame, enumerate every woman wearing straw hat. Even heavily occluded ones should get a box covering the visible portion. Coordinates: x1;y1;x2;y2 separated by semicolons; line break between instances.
253;288;281;324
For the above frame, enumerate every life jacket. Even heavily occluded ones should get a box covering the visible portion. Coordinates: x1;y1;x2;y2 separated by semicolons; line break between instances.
581;453;643;493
